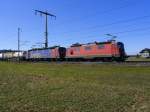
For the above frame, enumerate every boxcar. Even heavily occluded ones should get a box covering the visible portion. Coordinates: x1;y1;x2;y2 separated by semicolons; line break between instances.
2;51;24;60
3;52;13;59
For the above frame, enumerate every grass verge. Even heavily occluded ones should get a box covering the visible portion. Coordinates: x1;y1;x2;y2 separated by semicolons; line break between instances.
0;62;150;112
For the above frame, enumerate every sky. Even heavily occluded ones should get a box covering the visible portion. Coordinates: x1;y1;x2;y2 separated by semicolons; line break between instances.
0;0;150;54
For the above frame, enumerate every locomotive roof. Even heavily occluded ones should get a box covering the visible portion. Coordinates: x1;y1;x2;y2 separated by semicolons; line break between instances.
71;41;113;47
29;46;60;51
0;50;23;53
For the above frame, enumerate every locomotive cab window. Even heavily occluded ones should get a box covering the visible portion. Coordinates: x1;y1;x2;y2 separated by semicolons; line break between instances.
98;44;105;49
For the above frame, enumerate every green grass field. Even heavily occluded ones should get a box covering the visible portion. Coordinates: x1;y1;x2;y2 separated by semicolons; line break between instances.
126;57;150;62
0;62;150;112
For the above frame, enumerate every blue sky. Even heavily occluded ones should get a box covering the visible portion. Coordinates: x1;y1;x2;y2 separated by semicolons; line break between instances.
0;0;149;54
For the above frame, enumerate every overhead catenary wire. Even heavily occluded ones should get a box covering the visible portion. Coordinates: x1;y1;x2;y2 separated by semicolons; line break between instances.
49;26;150;44
112;26;150;35
50;19;150;42
71;21;150;33
51;14;150;36
54;0;139;27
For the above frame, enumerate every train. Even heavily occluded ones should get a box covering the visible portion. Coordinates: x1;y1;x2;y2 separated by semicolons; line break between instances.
24;40;126;62
0;40;126;62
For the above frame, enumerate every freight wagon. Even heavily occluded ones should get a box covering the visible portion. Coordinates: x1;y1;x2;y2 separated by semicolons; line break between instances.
0;50;24;61
3;52;23;59
0;53;3;60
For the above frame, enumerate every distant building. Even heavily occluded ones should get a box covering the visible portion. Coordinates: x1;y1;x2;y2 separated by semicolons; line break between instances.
140;48;150;58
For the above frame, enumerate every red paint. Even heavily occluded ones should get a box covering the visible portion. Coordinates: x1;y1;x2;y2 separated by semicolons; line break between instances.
66;41;120;58
51;48;60;58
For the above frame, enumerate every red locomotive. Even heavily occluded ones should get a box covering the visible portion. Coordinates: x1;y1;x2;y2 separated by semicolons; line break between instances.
66;40;126;61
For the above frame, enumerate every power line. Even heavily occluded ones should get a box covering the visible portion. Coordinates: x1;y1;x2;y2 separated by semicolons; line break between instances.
49;21;150;42
54;0;139;27
51;14;150;36
50;26;150;44
52;20;150;41
88;15;150;30
112;26;150;35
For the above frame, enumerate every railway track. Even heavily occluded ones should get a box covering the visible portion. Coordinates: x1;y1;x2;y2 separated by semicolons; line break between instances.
122;61;150;66
125;61;150;63
1;60;150;66
60;61;150;66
